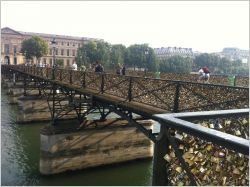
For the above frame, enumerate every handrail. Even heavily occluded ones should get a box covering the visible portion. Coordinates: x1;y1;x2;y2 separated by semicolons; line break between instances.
152;108;249;185
5;64;249;87
153;109;249;155
2;65;249;113
4;65;248;89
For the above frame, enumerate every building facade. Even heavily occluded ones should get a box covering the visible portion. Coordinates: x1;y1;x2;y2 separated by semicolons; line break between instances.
1;27;102;67
154;47;194;60
219;47;249;63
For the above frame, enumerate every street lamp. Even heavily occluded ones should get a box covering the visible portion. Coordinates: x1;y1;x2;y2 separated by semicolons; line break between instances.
51;38;57;67
144;48;149;76
51;38;56;79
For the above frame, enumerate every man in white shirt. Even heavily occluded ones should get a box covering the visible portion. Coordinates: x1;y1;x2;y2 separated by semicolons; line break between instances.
198;68;204;80
72;62;78;71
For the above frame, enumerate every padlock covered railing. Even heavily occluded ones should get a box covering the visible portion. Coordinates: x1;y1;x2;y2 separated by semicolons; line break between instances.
153;109;249;186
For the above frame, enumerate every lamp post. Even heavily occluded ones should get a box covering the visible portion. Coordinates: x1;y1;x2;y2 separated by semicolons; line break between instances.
144;48;149;76
50;37;57;123
51;38;56;80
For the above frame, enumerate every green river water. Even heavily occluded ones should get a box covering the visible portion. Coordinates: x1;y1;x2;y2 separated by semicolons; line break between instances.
1;89;153;186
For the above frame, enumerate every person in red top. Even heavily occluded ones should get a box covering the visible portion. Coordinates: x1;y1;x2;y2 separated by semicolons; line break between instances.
198;66;210;83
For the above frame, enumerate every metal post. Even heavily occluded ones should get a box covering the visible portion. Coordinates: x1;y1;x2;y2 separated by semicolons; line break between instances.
52;83;56;125
82;72;86;88
24;75;27;96
152;123;169;186
50;38;57;123
100;106;106;120
13;73;16;86
128;77;132;101
52;66;55;80
144;48;149;77
51;38;56;80
59;69;62;81
8;70;12;81
234;76;237;86
46;67;48;78
70;70;73;84
101;74;104;93
38;79;41;96
79;94;82;120
173;82;180;112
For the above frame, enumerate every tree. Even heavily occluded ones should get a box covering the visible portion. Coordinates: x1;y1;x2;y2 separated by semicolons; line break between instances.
21;36;48;64
145;47;157;71
76;44;89;66
126;44;157;71
193;53;248;75
76;41;158;72
55;59;64;67
76;41;111;68
159;56;193;73
110;44;126;67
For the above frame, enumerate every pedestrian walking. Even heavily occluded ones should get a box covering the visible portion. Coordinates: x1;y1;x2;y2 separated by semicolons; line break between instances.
95;61;104;73
121;64;126;75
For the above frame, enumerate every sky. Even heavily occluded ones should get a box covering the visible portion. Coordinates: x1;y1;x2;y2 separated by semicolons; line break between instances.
1;1;249;53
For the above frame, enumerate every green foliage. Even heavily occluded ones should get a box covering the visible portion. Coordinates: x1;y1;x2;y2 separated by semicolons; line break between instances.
110;44;126;67
194;53;249;75
146;48;158;71
76;41;157;71
159;56;193;73
55;59;64;67
126;44;157;71
76;41;111;68
21;36;48;61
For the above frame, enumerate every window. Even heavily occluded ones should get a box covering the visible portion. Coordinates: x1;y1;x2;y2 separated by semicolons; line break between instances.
14;46;17;54
72;50;75;56
67;49;70;56
4;44;9;54
50;59;52;66
78;43;80;47
14;57;17;65
49;49;52;55
73;42;75;46
67;42;69;46
55;49;58;55
67;59;70;66
61;49;64;56
61;42;64;45
43;58;46;63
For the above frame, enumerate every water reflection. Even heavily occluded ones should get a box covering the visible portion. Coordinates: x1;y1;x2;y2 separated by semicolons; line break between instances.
1;89;153;186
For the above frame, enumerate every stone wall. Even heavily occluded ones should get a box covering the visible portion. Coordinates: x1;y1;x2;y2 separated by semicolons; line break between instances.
40;119;153;174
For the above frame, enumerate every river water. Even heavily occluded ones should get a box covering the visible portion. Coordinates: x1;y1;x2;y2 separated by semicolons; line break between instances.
1;89;153;186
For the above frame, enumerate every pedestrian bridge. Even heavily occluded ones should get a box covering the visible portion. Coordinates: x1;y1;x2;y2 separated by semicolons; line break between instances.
1;65;249;186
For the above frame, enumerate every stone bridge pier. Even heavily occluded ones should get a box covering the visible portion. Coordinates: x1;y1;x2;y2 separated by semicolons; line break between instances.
40;119;153;175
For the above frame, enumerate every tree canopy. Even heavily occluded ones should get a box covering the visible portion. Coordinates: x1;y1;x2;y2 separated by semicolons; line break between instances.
75;39;248;76
159;56;193;73
76;42;157;71
126;44;157;71
76;41;111;67
194;53;248;75
110;44;126;67
21;36;48;63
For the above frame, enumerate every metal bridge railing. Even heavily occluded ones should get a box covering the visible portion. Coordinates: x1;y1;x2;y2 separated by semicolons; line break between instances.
2;65;249;113
153;108;249;186
2;66;249;186
125;70;249;87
